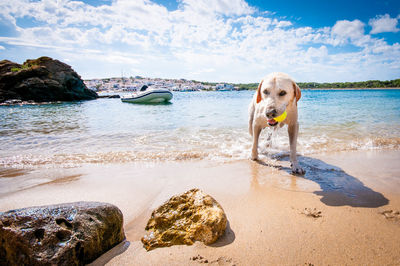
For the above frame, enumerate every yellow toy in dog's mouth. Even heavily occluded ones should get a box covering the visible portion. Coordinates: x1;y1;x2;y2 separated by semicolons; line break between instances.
274;110;287;122
267;110;287;126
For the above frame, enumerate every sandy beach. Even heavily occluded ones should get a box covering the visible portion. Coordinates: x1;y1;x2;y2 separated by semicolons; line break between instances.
1;150;399;265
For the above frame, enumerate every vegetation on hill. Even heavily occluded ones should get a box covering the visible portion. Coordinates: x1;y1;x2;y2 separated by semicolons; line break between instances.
297;79;400;89
224;79;400;90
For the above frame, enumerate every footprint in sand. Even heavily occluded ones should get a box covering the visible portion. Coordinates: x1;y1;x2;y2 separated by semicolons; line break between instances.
191;255;236;265
380;210;400;221
301;208;322;218
210;256;236;265
190;254;209;264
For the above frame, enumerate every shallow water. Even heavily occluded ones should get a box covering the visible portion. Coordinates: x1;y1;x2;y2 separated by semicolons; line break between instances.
1;89;399;167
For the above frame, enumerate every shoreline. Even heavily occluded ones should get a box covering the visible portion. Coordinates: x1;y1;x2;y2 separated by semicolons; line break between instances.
1;150;400;265
1;88;398;106
302;87;400;90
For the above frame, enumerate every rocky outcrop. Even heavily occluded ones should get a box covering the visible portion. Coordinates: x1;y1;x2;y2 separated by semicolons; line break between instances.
0;201;125;265
0;57;98;103
98;94;120;98
142;189;227;251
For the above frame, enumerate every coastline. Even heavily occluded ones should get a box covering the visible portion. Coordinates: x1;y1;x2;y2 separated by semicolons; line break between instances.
302;87;400;90
1;150;399;265
1;87;398;107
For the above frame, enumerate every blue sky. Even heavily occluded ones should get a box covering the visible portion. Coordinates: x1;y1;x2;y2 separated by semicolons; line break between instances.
0;0;399;83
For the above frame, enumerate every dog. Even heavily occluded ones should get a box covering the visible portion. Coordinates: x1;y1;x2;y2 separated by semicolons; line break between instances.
248;72;305;175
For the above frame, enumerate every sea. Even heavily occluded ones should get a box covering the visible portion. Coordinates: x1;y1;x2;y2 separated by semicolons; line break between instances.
1;89;400;168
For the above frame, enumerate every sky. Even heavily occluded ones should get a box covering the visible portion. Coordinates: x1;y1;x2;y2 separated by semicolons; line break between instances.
0;0;399;83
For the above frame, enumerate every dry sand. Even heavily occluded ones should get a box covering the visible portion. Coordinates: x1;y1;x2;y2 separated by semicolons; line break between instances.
1;150;400;265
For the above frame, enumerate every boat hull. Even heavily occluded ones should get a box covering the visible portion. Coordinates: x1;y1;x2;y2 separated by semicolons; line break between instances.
121;90;173;104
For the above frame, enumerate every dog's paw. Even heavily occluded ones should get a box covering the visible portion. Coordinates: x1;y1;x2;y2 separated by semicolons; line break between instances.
250;151;258;161
291;163;306;175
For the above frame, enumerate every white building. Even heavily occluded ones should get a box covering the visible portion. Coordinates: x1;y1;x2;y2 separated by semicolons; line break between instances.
215;83;234;91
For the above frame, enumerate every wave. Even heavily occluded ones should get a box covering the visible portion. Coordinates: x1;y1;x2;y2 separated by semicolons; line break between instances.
1;134;399;168
0;151;209;168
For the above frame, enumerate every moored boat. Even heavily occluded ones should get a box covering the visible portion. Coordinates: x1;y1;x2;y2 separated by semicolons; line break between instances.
121;86;173;104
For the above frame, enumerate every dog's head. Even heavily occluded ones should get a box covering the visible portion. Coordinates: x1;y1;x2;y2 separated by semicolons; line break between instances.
256;72;301;126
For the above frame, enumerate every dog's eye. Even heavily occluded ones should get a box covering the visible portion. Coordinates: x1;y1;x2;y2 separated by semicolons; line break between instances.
263;90;269;95
279;91;287;96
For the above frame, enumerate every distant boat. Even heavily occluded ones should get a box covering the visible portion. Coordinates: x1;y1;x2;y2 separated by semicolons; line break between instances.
121;85;173;104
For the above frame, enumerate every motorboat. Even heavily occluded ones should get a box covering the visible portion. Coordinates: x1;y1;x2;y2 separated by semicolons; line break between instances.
121;85;173;104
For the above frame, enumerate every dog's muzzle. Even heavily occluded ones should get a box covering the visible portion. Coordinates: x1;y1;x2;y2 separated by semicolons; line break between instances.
267;118;279;126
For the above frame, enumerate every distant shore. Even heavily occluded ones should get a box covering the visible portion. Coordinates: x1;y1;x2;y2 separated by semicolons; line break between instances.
95;87;400;95
85;76;400;92
302;87;400;90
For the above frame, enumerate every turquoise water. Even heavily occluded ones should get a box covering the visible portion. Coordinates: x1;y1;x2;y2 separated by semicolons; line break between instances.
1;90;399;167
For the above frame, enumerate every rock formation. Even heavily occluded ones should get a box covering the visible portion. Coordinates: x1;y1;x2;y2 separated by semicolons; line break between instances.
0;56;97;103
142;188;227;251
0;201;125;265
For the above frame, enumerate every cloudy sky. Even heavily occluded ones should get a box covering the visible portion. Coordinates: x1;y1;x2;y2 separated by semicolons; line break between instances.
0;0;399;83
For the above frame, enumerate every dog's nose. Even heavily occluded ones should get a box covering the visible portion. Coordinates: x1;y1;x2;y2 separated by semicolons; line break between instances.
266;109;277;118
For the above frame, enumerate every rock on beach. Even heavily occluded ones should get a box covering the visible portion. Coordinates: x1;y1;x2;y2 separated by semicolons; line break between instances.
0;201;125;265
0;56;98;103
142;188;227;251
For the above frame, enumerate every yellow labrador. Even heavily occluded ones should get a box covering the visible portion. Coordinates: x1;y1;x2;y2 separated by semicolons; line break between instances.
248;72;305;175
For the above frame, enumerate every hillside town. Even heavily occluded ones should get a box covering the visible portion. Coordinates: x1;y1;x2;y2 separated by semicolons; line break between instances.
84;76;400;93
84;77;237;93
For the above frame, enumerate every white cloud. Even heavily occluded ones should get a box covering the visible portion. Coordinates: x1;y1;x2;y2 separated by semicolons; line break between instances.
188;68;216;77
369;14;399;34
178;0;255;16
306;45;328;59
0;45;5;50
0;0;399;82
0;36;73;50
331;19;365;44
274;20;292;28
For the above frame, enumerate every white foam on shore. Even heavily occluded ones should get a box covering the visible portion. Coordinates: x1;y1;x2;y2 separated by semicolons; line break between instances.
1;125;399;168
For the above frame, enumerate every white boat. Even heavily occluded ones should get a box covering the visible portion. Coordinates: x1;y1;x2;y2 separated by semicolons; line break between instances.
121;86;173;104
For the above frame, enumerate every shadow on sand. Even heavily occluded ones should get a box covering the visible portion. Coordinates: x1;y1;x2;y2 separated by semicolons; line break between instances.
209;220;235;247
87;240;130;266
257;154;389;208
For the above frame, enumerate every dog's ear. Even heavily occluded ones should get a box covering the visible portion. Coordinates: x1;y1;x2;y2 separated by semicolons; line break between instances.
256;80;263;104
293;82;301;103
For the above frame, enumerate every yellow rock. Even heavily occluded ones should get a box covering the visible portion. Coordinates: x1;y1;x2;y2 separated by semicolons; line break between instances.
141;188;227;251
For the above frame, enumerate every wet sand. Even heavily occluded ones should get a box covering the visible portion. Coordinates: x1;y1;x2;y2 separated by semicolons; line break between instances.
1;150;400;265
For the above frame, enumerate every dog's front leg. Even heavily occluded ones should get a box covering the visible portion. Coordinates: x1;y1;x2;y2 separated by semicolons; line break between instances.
288;122;305;175
251;125;262;160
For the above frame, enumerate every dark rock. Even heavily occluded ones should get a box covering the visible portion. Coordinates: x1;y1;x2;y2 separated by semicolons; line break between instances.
98;94;121;98
0;57;98;103
0;201;125;265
